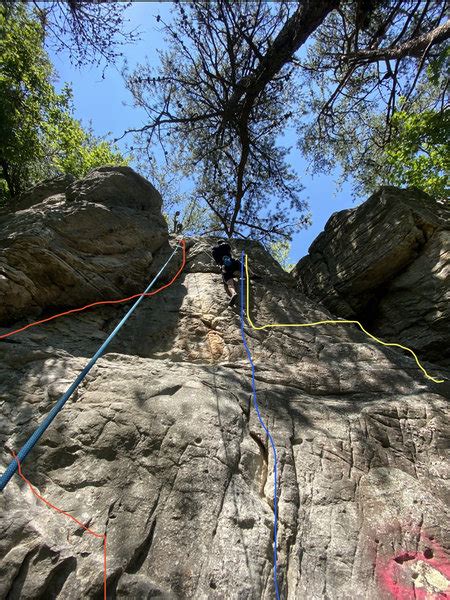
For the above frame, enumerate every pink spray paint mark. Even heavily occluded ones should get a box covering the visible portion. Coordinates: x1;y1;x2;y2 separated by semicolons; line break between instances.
377;532;450;599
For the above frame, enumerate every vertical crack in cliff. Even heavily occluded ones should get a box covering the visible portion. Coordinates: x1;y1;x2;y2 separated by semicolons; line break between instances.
5;546;77;600
285;433;301;598
125;518;157;575
192;367;252;596
108;489;162;596
5;547;40;600
38;554;77;599
249;430;269;500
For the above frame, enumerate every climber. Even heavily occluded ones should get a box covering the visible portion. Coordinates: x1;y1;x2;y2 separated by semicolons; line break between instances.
212;240;241;306
173;211;183;234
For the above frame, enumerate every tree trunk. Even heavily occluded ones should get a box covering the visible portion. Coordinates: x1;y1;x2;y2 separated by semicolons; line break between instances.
229;120;250;237
225;0;340;120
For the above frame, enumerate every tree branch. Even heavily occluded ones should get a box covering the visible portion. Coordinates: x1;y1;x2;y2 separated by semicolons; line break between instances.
222;0;339;121
345;20;450;65
235;219;291;238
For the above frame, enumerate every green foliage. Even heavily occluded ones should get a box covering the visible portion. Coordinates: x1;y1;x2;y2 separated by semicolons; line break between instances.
385;109;449;200
46;115;128;180
299;1;449;201
0;3;66;198
268;239;295;272
0;4;128;206
427;45;450;87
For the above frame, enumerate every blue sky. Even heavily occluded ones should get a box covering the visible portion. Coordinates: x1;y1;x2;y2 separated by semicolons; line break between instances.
46;1;361;263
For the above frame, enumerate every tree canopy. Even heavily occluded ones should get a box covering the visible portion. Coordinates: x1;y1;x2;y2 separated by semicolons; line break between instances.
0;3;128;206
123;0;448;244
299;0;449;199
28;0;138;68
46;111;128;181
123;1;328;243
384;108;449;200
0;2;66;198
2;1;448;228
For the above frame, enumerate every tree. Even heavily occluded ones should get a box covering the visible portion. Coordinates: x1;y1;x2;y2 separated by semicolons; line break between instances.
123;0;449;242
46;114;129;180
0;4;128;206
140;156;211;235
0;3;67;198
269;239;295;272
297;0;449;197
358;47;449;200
384;108;449;200
122;1;330;243
28;0;138;68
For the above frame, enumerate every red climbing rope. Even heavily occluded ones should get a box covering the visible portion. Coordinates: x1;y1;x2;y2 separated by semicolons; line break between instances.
5;239;187;597
0;239;186;340
11;450;108;600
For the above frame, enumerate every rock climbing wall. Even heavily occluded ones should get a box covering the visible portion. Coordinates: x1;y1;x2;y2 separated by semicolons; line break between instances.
0;171;449;599
293;187;450;368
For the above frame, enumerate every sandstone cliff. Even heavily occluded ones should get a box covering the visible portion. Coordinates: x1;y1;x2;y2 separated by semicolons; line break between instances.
0;169;449;599
293;187;450;368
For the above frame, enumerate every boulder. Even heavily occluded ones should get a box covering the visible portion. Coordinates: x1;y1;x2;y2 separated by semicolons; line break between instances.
66;166;164;212
293;187;450;366
0;167;168;324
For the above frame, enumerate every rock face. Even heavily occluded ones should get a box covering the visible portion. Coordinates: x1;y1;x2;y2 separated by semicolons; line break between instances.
0;166;168;324
293;187;450;367
0;178;449;600
14;175;76;212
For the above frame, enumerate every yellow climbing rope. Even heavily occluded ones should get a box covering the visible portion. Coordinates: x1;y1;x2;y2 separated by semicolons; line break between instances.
244;254;444;384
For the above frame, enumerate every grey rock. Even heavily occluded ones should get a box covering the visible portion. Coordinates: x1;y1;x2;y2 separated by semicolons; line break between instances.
14;175;76;211
66;166;164;213
0;187;449;599
0;167;168;324
293;187;450;366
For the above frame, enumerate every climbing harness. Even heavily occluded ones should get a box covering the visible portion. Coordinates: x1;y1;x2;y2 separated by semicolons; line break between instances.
0;240;186;492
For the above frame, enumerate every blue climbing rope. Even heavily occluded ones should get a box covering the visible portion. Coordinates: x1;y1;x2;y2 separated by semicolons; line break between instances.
0;242;182;492
239;252;281;600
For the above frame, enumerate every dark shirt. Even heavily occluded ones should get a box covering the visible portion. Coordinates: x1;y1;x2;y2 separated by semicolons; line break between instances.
212;243;232;266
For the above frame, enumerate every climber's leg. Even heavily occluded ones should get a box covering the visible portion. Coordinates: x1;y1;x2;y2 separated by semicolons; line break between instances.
223;273;237;294
226;277;237;298
229;289;238;306
223;280;233;297
222;275;238;306
222;260;241;305
224;276;238;306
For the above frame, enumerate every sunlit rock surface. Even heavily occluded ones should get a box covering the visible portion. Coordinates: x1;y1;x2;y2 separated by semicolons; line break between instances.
1;174;448;599
0;166;168;324
293;187;450;368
